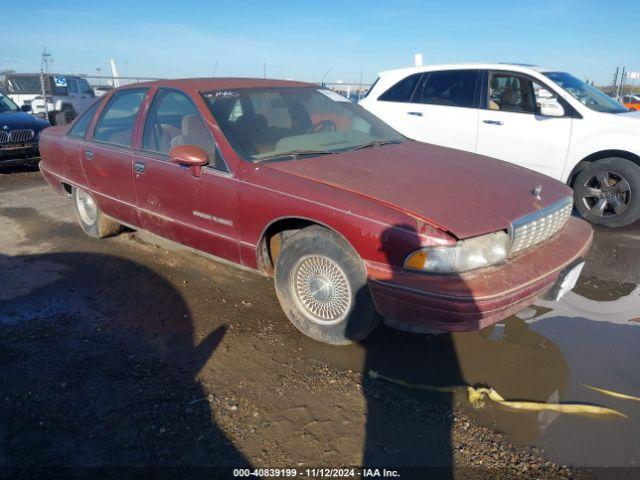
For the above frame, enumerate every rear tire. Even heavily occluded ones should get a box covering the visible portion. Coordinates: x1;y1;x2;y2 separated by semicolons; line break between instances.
72;187;122;238
274;225;380;345
573;157;640;228
55;106;77;126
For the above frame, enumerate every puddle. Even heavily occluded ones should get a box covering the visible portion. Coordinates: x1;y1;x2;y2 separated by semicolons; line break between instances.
302;275;640;467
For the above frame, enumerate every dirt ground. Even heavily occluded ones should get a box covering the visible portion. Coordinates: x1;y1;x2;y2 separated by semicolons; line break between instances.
1;168;636;479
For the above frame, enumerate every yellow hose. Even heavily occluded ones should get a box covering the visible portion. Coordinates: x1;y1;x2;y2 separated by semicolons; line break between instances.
368;370;627;419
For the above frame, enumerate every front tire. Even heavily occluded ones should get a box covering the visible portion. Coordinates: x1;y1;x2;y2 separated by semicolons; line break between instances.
274;225;380;345
573;157;640;228
72;187;122;238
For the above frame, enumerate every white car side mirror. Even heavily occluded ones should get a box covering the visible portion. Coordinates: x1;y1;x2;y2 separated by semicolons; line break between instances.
540;99;565;117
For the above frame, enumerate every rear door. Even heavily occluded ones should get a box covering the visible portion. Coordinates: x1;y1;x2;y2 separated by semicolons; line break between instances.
475;71;572;179
402;69;481;152
362;72;424;137
133;88;239;261
82;88;148;226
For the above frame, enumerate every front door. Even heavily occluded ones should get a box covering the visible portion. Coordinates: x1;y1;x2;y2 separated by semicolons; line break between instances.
133;88;240;262
83;87;148;226
475;71;572;179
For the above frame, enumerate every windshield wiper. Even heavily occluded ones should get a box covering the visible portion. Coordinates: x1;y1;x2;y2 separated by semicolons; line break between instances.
348;140;402;152
253;149;338;163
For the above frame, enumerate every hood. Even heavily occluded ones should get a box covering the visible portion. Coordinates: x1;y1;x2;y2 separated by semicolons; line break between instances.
618;111;640;120
0;111;49;131
266;141;572;239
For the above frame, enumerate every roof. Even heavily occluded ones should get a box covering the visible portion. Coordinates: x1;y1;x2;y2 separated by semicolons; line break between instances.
377;63;561;77
120;77;316;91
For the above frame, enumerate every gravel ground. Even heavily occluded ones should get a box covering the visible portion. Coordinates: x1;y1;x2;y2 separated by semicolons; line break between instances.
0;168;611;479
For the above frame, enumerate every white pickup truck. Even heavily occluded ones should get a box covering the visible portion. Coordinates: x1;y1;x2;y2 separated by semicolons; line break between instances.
360;63;640;228
5;73;95;125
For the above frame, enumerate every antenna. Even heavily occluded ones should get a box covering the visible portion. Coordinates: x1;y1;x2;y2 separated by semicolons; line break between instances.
320;68;332;85
212;61;218;77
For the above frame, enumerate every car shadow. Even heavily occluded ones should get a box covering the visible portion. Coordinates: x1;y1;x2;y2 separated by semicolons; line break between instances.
345;223;569;478
0;251;249;473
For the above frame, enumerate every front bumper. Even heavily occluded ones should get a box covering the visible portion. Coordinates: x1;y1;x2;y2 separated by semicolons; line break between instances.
366;217;593;332
0;141;40;160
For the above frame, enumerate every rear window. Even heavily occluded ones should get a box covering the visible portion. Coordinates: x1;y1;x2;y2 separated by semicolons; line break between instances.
417;70;480;108
68;100;102;139
94;89;147;147
378;73;422;103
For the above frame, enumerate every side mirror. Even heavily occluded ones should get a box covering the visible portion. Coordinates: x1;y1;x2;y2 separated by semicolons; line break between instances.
539;98;564;117
20;104;32;112
169;145;209;177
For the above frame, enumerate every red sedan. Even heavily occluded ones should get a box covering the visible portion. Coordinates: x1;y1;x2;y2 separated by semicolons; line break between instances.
38;78;592;345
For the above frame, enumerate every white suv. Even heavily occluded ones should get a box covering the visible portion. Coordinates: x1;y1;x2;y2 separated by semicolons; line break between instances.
360;63;640;227
6;74;95;125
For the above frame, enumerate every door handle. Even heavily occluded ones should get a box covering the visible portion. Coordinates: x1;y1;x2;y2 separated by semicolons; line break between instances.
134;162;146;174
84;150;94;160
407;111;423;116
483;120;503;125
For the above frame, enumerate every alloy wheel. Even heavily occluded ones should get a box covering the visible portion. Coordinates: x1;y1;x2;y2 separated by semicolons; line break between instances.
579;170;631;217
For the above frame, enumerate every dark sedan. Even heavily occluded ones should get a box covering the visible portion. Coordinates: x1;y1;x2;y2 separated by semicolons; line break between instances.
0;93;49;164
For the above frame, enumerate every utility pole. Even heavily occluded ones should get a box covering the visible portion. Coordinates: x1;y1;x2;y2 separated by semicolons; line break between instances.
617;66;626;100
611;67;619;97
96;67;101;86
40;47;53;122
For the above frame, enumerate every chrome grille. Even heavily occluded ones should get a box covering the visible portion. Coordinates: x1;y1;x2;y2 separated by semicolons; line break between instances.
0;131;8;144
8;129;35;143
509;197;573;255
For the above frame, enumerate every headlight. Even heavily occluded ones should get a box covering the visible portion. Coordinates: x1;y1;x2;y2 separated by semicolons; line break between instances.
404;231;509;274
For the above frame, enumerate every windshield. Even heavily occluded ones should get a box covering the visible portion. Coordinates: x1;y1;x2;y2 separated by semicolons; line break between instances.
0;93;19;113
202;87;404;161
544;72;628;113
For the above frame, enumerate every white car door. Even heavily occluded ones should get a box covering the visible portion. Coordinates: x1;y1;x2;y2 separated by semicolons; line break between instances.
361;72;424;139
475;71;572;180
399;69;481;152
362;70;480;153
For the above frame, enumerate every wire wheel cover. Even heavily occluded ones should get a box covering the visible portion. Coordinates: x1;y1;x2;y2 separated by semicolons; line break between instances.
292;255;352;325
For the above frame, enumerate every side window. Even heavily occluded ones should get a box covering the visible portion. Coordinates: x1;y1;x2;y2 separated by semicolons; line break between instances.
94;89;147;147
78;79;93;94
488;72;553;114
378;73;422;102
417;70;479;108
68;100;102;139
142;89;227;171
67;79;78;94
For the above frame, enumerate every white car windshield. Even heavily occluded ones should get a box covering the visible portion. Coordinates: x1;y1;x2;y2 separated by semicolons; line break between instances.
544;72;628;114
202;87;404;162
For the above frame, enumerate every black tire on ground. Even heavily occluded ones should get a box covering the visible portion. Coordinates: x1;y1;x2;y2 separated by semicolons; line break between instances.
573;157;640;228
54;106;77;126
72;187;122;238
274;225;380;345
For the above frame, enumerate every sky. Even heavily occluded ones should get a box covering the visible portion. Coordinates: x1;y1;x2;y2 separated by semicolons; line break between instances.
1;0;639;86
